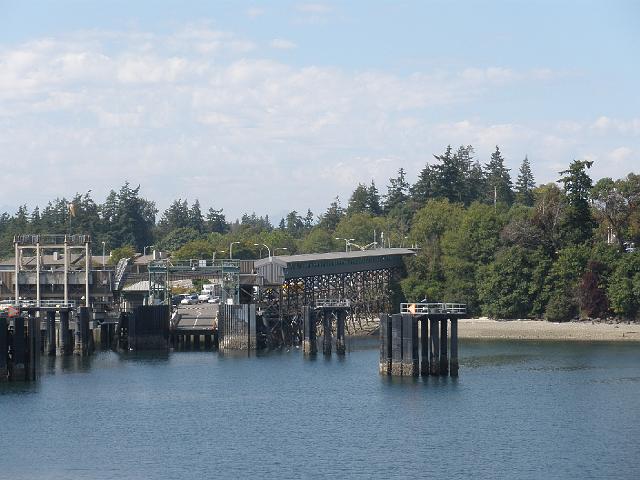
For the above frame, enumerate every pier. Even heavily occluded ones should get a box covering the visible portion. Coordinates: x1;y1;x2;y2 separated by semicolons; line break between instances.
379;303;467;377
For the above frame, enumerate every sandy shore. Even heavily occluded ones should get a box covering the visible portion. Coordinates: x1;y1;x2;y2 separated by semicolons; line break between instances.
458;318;640;342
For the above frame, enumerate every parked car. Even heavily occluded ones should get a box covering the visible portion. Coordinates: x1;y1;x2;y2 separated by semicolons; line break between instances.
198;293;211;303
207;296;220;304
180;294;198;305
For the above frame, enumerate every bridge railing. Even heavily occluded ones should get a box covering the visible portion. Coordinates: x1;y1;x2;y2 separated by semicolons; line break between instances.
315;298;351;308
400;302;467;315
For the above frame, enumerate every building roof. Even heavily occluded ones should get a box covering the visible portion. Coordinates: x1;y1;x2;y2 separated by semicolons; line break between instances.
254;248;415;268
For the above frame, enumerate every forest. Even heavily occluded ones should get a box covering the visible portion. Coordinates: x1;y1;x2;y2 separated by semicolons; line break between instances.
1;145;638;320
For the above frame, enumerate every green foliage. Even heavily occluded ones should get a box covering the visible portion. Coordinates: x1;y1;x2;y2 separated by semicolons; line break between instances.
477;246;550;318
108;245;136;266
515;156;535;206
298;227;337;253
173;240;215;261
607;252;640;317
485;146;514;205
158;227;202;252
559;160;595;245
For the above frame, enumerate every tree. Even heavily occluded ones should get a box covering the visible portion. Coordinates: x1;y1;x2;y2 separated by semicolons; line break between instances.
158;199;190;236
298;227;336;253
303;209;315;230
318;196;344;231
485;146;514;205
158;227;201;252
347;183;370;215
108;245;136;266
206;208;229;234
383;168;409;213
411;163;436;205
607;252;640;317
367;181;382;215
515;156;535;206
558;159;595;245
285;210;304;237
592;174;640;249
188;200;205;234
478;246;550;318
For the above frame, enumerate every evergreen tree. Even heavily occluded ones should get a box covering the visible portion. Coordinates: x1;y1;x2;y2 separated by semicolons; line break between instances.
367;181;382;215
303;209;315;230
188;200;205;233
411;163;436;205
158;199;190;236
515;156;536;206
432;145;464;203
559;159;596;244
206;208;229;234
384;168;409;213
318;196;344;231
347;183;370;215
485;146;514;205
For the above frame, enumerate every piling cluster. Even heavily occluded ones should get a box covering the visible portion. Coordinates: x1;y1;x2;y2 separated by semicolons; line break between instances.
302;305;348;356
379;313;459;377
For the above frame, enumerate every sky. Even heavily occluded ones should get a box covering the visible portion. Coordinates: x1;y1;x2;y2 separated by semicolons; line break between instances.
1;0;639;221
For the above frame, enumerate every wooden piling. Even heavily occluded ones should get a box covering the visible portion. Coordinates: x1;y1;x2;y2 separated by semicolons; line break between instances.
0;317;7;381
193;334;201;350
46;311;56;356
74;307;90;356
391;313;403;376
12;317;26;381
204;334;212;350
59;310;72;355
302;306;317;355
27;316;40;381
322;310;332;356
401;314;418;376
429;318;440;376
336;311;346;355
378;314;391;375
450;318;459;376
420;318;429;376
440;318;448;376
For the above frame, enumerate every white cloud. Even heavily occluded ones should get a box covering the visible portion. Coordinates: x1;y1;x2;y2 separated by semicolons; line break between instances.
269;38;297;50
0;26;638;218
246;7;265;18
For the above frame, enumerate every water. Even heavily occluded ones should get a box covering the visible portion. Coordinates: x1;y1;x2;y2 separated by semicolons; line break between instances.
1;340;639;480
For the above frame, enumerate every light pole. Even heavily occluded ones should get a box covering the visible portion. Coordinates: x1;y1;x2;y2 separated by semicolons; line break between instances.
254;243;271;259
274;247;288;255
101;241;106;269
213;250;225;262
229;241;240;259
144;245;154;256
335;237;355;252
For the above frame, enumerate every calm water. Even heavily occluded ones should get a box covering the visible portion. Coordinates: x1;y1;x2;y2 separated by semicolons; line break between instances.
1;340;639;480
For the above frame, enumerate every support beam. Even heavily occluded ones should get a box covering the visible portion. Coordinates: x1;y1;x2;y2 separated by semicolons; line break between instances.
27;316;40;381
401;314;418;376
429;317;440;376
59;310;72;355
63;241;69;305
420;318;429;376
450;318;459;377
36;242;41;307
46;310;56;356
302;306;316;355
322;310;332;356
391;313;403;376
75;307;90;356
14;242;19;303
440;318;449;376
336;310;346;355
0;317;7;381
12;317;26;381
85;241;90;307
378;313;391;375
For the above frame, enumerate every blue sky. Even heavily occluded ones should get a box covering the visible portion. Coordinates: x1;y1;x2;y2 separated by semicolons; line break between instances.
1;1;638;220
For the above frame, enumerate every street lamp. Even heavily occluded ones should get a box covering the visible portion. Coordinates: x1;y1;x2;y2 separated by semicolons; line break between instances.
254;243;271;259
101;241;106;269
229;241;240;259
274;247;288;255
213;250;225;262
335;237;355;252
144;245;154;256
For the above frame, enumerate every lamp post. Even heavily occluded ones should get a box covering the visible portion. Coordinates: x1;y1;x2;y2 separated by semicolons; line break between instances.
254;243;271;259
274;247;288;255
101;241;106;269
229;241;240;260
335;237;355;252
213;250;225;262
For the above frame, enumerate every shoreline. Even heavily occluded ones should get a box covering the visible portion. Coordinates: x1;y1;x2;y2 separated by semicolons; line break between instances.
351;318;640;342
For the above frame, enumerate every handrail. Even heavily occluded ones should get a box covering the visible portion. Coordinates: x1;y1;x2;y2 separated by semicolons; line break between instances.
400;302;467;315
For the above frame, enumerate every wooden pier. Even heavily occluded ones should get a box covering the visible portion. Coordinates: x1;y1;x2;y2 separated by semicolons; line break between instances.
379;303;466;377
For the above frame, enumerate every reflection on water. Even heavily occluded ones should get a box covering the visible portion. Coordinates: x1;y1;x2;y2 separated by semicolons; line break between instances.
1;340;639;480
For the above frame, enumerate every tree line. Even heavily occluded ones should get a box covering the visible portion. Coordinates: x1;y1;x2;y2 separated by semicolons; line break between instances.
1;145;639;320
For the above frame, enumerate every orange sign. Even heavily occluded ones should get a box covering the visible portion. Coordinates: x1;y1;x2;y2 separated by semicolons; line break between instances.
7;306;20;317
408;303;416;314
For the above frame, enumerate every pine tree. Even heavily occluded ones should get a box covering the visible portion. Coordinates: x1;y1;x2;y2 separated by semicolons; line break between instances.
411;163;435;205
367;181;382;215
515;156;536;206
303;209;315;230
559;159;596;244
205;208;228;234
484;146;514;205
188;200;205;233
384;168;409;213
347;183;370;215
